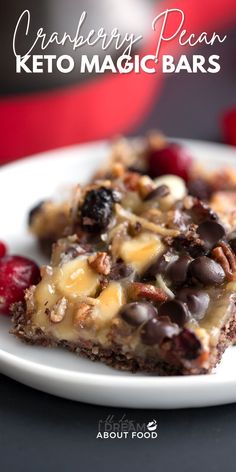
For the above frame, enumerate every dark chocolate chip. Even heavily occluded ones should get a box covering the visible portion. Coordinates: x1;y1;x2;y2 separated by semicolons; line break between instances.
172;328;202;360
176;288;210;320
172;234;206;258
110;262;133;280
188;256;225;285
144;185;170;201
80;187;120;233
143;252;173;280
119;302;157;327
127;166;145;175
141;316;180;346
167;254;192;285
189;200;218;224
158;300;189;326
197;220;225;250
187;178;213;201
28;200;46;225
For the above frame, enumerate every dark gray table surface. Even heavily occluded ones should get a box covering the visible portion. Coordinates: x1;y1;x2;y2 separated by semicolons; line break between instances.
0;373;236;472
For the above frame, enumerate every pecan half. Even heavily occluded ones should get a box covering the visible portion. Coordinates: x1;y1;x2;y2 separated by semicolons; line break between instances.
128;282;168;303
88;252;111;275
211;241;236;281
74;302;93;329
49;297;68;323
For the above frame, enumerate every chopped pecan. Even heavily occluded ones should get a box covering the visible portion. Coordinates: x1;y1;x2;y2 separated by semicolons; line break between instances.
110;162;126;178
212;241;236;281
40;265;53;277
25;286;36;316
74;302;93;329
123;171;141;191
49;297;68;323
128;282;168;303
88;252;111;275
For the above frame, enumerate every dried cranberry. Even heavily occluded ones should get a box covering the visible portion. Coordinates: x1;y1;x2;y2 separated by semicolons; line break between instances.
141;316;180;346
0;241;7;258
171;328;202;360
0;255;41;315
80;187;120;233
147;143;193;182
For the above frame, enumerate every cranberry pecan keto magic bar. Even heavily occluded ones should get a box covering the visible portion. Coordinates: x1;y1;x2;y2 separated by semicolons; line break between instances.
12;166;236;375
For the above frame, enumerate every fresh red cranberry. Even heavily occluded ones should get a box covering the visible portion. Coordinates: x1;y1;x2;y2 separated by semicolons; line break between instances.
0;241;7;258
0;255;41;315
147;143;193;182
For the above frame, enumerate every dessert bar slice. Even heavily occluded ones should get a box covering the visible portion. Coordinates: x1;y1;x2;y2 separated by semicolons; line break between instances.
13;172;236;375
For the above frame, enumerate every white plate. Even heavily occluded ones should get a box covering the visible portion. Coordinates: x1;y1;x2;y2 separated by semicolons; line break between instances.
1;139;236;409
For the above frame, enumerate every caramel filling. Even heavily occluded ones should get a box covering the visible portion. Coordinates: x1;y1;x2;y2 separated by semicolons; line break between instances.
119;232;165;274
31;256;126;345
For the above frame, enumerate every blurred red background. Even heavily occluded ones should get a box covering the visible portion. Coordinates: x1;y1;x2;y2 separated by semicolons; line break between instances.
0;0;236;164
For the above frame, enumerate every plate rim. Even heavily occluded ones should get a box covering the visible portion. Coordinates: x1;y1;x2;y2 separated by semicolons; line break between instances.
1;338;236;388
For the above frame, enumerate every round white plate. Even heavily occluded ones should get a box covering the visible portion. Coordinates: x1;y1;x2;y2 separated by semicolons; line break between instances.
1;139;236;409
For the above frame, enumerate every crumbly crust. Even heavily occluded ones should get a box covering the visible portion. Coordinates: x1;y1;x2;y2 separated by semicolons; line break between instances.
11;299;236;375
